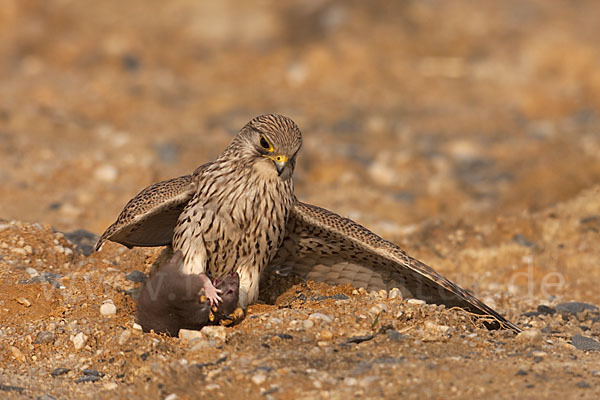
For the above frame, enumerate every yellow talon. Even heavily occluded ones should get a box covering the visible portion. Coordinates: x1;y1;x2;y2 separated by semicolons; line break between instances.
218;307;245;327
200;295;207;303
209;310;215;322
232;307;245;320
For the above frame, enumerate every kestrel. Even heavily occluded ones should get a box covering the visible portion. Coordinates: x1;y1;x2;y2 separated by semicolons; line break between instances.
96;114;520;332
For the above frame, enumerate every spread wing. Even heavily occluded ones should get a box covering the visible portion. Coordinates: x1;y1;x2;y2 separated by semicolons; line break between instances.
95;174;197;251
271;201;520;332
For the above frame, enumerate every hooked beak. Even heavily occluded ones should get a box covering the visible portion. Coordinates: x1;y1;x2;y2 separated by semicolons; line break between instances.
267;154;288;176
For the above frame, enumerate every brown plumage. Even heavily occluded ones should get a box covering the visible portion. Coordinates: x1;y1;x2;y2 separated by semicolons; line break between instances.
96;114;520;332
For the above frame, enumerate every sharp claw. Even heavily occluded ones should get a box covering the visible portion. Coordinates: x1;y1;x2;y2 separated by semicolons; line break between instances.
219;307;246;327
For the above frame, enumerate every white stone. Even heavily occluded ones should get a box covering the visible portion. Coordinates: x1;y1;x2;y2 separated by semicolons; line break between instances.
179;329;204;341
252;373;267;385
201;326;227;343
100;302;117;316
309;313;333;323
303;319;314;329
407;298;426;305
118;329;131;345
11;248;26;256
71;332;88;350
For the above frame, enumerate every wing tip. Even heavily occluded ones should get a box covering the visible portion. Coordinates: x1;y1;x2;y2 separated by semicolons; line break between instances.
94;238;105;252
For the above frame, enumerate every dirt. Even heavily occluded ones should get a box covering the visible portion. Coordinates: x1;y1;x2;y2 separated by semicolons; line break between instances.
1;0;600;398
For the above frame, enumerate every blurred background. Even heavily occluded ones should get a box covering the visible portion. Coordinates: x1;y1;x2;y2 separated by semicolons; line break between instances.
1;0;600;244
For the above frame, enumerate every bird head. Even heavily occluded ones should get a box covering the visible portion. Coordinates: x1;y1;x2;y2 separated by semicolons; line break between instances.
230;114;303;181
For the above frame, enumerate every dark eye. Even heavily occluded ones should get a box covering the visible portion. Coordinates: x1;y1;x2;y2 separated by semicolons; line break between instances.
260;136;271;150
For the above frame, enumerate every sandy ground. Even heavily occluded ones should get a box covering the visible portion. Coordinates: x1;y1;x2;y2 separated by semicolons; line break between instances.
1;0;600;398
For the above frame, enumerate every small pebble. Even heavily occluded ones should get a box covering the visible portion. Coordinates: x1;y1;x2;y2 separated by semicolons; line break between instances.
571;334;600;351
125;270;146;283
179;329;204;341
10;346;24;362
343;377;358;386
35;331;55;344
51;367;70;376
386;330;406;342
100;301;117;316
252;373;267;385
303;319;315;329
11;248;27;255
556;302;598;315
309;313;333;323
516;369;528;376
369;306;381;315
388;288;402;299
75;375;100;383
118;329;131;345
16;297;31;307
532;351;547;362
320;330;333;340
37;394;57;400
201;326;227;343
164;394;178;400
576;381;591;389
407;299;426;305
83;369;103;377
26;267;39;277
71;332;88;350
190;340;212;351
515;329;542;344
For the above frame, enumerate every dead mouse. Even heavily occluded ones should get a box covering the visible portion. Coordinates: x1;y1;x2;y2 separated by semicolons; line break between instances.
136;249;241;336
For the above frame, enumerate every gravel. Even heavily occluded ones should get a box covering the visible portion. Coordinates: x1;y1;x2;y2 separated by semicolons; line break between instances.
555;302;599;315
571;335;600;351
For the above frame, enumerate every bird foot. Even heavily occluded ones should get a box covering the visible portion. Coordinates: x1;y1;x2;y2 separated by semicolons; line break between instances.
219;307;246;327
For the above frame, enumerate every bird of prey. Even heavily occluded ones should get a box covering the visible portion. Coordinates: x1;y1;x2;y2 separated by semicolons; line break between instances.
96;114;520;332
